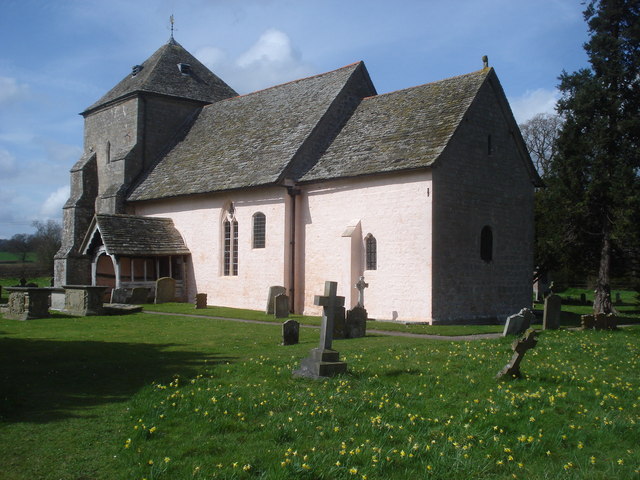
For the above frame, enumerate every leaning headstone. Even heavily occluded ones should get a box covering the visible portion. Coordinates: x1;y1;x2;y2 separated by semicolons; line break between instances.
110;288;131;304
274;294;289;319
130;287;150;304
543;294;561;330
293;281;347;379
496;329;538;379
345;305;367;338
195;293;207;309
502;308;534;336
155;277;176;304
282;319;300;345
266;286;286;314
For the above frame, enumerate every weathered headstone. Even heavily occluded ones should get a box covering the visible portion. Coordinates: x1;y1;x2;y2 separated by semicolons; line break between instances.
266;286;286;314
333;306;346;339
155;277;176;304
502;308;534;336
582;313;618;330
345;305;367;338
580;293;587;304
110;288;131;304
195;293;207;309
355;276;369;307
130;287;150;304
282;319;300;345
275;293;289;318
543;294;561;330
5;287;51;320
615;292;622;304
293;281;347;379
63;285;106;316
496;329;538;379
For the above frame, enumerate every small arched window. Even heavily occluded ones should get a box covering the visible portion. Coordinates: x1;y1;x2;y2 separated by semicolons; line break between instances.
480;225;493;262
365;234;377;270
106;141;111;164
252;212;266;249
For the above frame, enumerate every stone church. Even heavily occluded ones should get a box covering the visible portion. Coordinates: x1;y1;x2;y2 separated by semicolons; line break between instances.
54;37;541;323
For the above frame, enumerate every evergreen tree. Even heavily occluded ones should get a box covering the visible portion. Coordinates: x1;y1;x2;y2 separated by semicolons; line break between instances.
552;0;639;313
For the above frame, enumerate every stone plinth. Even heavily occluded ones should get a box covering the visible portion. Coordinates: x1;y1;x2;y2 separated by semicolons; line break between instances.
294;348;347;378
195;293;207;309
5;287;53;320
63;285;106;316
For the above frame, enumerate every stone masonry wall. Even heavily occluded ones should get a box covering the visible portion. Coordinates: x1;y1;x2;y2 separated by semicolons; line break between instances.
431;77;534;323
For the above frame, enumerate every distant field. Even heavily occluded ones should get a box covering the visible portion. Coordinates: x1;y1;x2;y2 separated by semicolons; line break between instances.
0;251;37;263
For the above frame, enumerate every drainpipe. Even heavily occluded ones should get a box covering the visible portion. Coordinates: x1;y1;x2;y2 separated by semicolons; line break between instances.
287;186;300;312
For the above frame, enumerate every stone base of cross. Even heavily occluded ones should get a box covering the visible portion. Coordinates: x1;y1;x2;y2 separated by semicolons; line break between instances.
293;281;348;379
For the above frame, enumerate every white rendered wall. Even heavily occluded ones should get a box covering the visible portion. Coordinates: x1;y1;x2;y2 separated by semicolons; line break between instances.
134;186;289;310
299;171;433;322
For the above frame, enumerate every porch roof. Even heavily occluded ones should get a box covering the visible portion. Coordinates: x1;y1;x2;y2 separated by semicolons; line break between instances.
81;214;190;257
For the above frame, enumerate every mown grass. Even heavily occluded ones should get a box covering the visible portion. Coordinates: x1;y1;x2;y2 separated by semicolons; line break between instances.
143;303;506;336
0;252;37;263
0;310;638;479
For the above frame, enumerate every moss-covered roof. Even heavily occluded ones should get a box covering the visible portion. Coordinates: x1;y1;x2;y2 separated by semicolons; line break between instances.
83;39;237;115
84;214;190;256
299;69;491;182
127;62;367;201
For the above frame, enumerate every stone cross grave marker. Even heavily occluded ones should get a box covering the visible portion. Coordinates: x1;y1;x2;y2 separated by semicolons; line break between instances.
355;276;369;307
496;329;538;379
293;281;347;378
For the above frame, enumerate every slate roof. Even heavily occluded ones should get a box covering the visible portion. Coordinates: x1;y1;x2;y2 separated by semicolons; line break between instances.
127;62;366;202
83;39;237;115
84;214;190;256
299;69;491;182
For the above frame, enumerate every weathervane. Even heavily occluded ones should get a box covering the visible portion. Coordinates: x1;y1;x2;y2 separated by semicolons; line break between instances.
169;14;175;41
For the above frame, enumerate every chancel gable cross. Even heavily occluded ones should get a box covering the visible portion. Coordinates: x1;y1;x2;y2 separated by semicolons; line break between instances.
314;281;345;351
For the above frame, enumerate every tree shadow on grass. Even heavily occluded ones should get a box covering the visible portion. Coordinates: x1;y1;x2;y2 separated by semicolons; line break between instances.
0;337;235;424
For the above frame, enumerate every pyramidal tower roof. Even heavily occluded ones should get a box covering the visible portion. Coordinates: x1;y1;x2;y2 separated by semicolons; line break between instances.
83;38;238;115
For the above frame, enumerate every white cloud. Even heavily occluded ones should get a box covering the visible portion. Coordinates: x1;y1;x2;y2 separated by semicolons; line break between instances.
39;186;69;219
509;88;560;124
0;76;30;104
196;29;316;94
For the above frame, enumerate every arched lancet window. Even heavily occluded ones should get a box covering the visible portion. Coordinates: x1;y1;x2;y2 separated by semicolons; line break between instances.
223;203;238;276
106;141;111;164
480;225;493;262
365;234;377;271
252;212;266;249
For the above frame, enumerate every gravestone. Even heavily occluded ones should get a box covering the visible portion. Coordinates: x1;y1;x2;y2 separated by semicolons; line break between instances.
502;308;534;336
581;313;618;330
266;286;286;314
333;306;346;339
345;305;367;338
195;293;207;309
282;319;300;345
496;329;538;379
63;285;106;316
355;276;369;307
110;288;131;304
580;293;587;304
155;277;176;304
5;287;51;320
275;294;289;318
543;294;561;330
293;281;347;379
615;292;622;304
130;287;150;304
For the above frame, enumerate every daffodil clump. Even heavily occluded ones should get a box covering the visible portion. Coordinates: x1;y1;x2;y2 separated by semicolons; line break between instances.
120;329;639;479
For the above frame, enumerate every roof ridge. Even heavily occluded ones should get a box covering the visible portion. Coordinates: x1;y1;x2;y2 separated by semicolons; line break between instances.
225;61;364;102
362;67;492;101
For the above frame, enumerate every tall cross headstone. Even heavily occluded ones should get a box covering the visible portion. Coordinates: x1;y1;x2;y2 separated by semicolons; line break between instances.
355;276;368;308
293;281;348;379
496;329;538;379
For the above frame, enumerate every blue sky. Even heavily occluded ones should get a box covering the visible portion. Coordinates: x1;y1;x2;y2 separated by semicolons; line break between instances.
0;0;589;239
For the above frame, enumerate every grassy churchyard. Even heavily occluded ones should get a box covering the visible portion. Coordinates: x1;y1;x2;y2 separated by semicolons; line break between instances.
0;286;639;479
